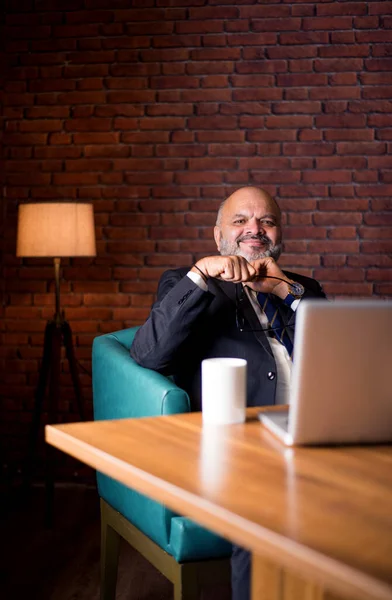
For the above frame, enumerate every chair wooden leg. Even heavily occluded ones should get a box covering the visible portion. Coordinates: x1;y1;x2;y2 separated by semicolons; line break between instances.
101;501;121;600
174;563;200;600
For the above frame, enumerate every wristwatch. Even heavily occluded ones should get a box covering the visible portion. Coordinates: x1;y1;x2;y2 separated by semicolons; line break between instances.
283;281;305;307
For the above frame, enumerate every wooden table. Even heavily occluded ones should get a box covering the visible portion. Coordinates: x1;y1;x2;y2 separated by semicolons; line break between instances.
46;408;392;600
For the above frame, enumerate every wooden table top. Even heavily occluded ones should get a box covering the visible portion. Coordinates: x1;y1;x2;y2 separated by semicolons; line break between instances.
46;408;392;600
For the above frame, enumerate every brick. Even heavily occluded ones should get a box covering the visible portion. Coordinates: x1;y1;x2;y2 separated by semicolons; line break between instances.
103;36;151;49
367;269;392;282
315;59;364;72
230;74;275;88
53;173;100;185
280;32;329;45
188;157;236;170
363;87;392;100
315;115;366;128
308;241;360;254
19;120;63;132
319;199;369;211
266;115;313;128
288;59;313;72
279;185;328;197
233;88;282;102
303;17;353;30
153;35;201;48
236;60;287;74
189;7;238;19
267;46;317;60
309;87;361;100
361;241;392;254
360;227;392;239
354;172;378;183
105;77;148;90
369;1;392;14
316;268;364;282
277;74;327;87
64;65;109;78
192;48;241;60
225;20;250;33
252;18;301;31
330;73;358;86
365;58;392;71
196;131;244;143
122;132;169;144
141;49;189;62
349;254;392;268
354;16;379;28
111;63;159;77
337;142;386;155
150;76;200;89
175;172;223;185
368;156;392;168
303;171;352;184
65;118;112;132
67;50;115;64
283;143;334;156
317;2;366;16
73;133;119;144
299;130;322;142
176;20;223;34
367;45;392;58
323;283;372;296
125;172;174;185
107;91;156;103
325;130;374;142
227;33;277;46
356;186;392;197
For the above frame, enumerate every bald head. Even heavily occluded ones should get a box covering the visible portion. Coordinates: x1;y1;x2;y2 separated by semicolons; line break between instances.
216;187;281;227
214;186;283;262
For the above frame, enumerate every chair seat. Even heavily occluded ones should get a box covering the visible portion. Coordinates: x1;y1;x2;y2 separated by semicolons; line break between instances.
98;474;232;562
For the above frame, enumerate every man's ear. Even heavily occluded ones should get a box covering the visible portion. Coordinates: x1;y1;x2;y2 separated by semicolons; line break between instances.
213;226;221;251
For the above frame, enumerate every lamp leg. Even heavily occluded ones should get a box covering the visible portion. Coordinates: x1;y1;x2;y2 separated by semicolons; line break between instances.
23;321;53;493
62;320;85;422
45;321;62;528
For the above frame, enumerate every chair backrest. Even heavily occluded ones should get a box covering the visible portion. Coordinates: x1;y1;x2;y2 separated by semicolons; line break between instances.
93;327;191;421
92;327;191;550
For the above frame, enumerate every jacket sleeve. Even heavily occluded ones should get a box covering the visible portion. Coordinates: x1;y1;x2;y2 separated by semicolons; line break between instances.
130;270;215;373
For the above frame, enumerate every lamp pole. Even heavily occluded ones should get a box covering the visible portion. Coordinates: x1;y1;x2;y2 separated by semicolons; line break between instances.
53;257;61;325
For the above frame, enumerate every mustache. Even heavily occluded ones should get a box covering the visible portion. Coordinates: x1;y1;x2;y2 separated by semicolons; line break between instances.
237;234;271;245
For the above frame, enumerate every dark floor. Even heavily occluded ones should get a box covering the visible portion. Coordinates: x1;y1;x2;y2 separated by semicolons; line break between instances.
0;484;231;600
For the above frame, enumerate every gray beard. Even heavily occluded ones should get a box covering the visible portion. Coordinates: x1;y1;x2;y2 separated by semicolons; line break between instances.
219;238;282;262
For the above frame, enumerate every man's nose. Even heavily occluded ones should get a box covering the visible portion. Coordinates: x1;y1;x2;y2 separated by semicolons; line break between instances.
246;219;265;235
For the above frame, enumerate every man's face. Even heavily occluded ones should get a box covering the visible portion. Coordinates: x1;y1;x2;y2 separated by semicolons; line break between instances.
214;192;282;262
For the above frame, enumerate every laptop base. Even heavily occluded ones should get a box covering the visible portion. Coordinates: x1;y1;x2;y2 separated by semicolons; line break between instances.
258;410;293;446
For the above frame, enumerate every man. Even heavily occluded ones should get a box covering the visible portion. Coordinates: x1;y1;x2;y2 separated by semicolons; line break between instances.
131;186;326;599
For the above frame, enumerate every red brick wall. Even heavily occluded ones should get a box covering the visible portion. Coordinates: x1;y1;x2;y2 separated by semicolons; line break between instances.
2;0;392;479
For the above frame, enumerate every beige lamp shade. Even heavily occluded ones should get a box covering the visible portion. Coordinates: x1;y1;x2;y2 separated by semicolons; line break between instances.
16;202;96;257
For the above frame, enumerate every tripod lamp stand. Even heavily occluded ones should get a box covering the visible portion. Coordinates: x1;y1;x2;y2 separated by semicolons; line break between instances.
16;202;96;522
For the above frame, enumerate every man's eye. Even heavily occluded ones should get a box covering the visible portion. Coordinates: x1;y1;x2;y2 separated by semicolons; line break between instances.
233;219;245;224
262;220;275;227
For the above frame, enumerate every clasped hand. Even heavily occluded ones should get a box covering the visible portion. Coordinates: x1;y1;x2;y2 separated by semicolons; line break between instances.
193;255;291;298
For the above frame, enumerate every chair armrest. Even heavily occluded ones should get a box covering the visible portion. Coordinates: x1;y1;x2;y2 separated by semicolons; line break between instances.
92;327;191;421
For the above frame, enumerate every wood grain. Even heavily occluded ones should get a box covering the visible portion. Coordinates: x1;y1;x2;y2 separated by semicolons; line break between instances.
45;408;392;600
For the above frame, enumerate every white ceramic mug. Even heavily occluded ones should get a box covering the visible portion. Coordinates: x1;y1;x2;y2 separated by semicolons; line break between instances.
201;357;247;425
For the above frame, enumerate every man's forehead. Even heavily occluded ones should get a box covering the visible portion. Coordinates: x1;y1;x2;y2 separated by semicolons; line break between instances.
224;194;281;220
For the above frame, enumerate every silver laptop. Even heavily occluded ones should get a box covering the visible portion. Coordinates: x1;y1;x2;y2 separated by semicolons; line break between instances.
259;299;392;446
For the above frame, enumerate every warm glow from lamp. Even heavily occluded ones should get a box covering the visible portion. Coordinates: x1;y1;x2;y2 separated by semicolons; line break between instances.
16;202;96;258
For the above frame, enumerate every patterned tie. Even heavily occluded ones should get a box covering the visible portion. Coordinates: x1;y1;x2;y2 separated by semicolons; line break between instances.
257;292;293;357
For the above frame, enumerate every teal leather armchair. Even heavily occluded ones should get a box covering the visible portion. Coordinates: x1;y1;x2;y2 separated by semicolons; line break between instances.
92;327;232;600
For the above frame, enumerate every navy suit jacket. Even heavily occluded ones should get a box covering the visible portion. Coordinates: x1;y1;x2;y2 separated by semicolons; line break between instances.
130;268;326;412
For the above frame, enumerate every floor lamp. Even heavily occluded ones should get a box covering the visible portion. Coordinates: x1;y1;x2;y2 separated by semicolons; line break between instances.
16;202;96;525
